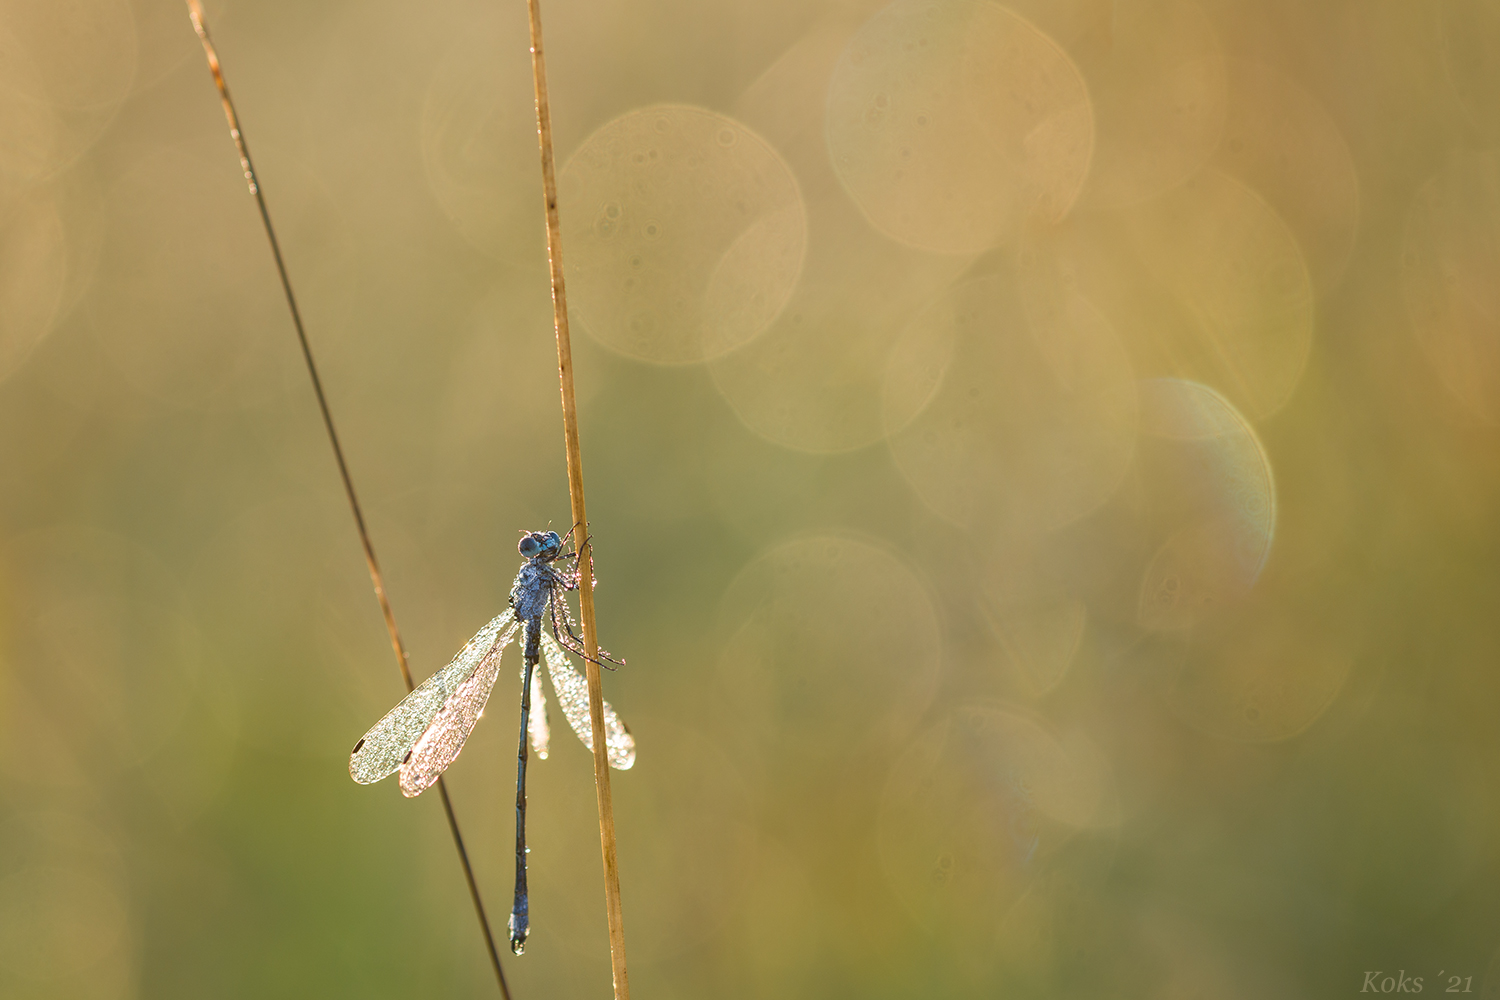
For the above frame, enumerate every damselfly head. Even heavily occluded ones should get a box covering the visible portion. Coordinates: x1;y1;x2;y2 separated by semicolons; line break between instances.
518;530;563;561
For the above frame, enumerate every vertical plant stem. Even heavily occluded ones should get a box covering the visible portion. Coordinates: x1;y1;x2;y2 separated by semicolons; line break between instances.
522;1;631;996
183;4;511;996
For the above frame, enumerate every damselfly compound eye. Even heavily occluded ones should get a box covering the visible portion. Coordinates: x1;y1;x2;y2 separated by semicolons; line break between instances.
519;534;543;558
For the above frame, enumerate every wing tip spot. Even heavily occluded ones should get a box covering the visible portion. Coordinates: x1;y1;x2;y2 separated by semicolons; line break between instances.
353;737;366;754
402;750;413;764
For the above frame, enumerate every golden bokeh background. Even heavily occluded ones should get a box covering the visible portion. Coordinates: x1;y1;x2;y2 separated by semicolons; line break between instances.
3;0;1499;996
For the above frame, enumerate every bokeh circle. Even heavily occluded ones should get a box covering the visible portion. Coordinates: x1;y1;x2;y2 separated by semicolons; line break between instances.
825;0;1092;253
560;105;806;364
884;272;1138;537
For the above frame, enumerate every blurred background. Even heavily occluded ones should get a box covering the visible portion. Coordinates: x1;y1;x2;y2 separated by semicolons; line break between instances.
2;0;1499;996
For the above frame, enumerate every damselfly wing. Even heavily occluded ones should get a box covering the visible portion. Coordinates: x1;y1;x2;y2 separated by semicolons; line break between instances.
540;629;634;769
349;609;520;792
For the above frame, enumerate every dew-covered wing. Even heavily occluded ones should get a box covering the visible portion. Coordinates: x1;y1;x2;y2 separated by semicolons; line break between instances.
399;614;521;797
540;629;635;770
528;655;550;760
349;608;516;786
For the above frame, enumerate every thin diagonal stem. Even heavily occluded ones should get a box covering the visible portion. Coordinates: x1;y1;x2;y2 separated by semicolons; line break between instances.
437;781;509;996
523;1;630;996
183;4;510;996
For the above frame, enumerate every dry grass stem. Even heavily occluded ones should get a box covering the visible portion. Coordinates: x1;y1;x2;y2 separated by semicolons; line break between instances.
522;0;631;996
183;3;512;994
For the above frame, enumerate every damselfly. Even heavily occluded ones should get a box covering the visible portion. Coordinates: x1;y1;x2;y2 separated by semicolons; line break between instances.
349;529;635;955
